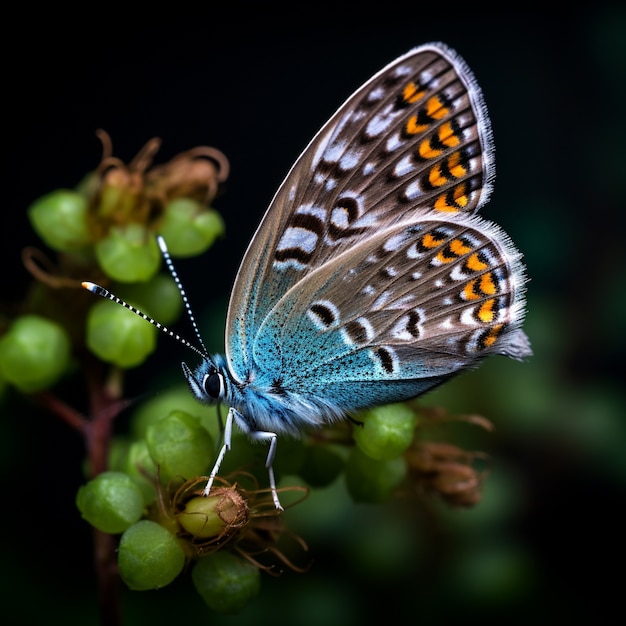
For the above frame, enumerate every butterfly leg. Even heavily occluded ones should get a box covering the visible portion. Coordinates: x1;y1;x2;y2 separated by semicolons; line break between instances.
248;429;283;510
202;410;283;510
202;406;235;496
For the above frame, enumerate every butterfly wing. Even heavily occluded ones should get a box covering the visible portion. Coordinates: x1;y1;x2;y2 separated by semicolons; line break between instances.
225;42;527;391
251;211;529;410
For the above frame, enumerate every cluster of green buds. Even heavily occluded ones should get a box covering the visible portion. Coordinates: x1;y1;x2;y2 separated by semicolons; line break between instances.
0;132;493;617
72;385;492;611
0;131;227;390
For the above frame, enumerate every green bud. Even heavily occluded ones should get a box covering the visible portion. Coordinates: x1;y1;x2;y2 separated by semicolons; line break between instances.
123;440;159;505
95;224;160;283
179;495;229;538
0;315;70;392
118;520;185;590
352;402;417;461
159;198;225;257
27;189;91;251
146;410;213;483
75;471;144;534
129;385;220;440
114;273;182;326
192;551;260;614
178;489;245;539
85;299;157;368
107;435;131;473
344;446;407;503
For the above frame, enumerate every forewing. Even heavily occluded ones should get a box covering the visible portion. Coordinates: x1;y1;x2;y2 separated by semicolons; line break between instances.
225;42;495;376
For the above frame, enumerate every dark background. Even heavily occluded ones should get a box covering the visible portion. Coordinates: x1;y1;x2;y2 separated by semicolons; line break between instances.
2;7;625;625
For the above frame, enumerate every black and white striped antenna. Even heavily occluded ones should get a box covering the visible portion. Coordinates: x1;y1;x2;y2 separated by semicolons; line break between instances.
82;235;209;359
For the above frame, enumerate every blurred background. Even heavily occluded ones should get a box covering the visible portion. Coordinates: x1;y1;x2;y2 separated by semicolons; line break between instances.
2;7;625;625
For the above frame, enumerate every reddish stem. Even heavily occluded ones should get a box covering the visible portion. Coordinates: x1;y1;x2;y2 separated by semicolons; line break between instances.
39;360;132;626
85;364;132;625
93;529;122;626
36;390;87;432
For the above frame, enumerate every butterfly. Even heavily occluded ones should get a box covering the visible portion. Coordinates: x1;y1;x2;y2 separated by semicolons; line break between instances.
84;42;531;510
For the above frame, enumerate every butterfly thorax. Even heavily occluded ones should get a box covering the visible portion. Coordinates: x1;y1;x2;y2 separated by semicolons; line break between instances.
183;353;346;437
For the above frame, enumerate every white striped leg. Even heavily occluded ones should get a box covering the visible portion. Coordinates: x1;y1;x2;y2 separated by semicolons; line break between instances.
249;428;283;510
202;408;283;510
202;406;235;496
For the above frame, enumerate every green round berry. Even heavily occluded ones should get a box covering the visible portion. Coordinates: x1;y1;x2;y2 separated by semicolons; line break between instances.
85;299;157;368
129;385;220;440
122;440;159;505
118;520;185;590
114;274;182;325
192;551;260;614
178;491;245;539
145;410;213;484
95;224;161;283
107;435;131;473
159;198;225;257
352;402;417;461
75;471;144;534
178;495;229;539
344;446;407;503
0;315;70;392
27;189;91;251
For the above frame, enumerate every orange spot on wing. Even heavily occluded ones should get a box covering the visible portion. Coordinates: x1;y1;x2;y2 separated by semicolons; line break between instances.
437;239;469;264
434;184;468;213
479;272;497;295
406;114;428;135
438;121;460;147
454;191;468;207
482;323;504;347
478;299;496;323
421;232;445;249
428;164;447;187
426;96;448;119
419;139;442;159
463;279;481;300
402;81;426;104
447;151;467;178
449;238;472;256
434;195;459;212
466;252;488;272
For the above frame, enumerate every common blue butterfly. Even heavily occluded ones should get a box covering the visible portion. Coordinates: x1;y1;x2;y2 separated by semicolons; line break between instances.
84;42;531;509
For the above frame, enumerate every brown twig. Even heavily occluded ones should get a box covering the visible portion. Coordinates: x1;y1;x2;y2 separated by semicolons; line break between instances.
39;358;132;626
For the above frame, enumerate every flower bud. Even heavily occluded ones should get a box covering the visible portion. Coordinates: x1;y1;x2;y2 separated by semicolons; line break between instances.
145;410;213;484
353;402;417;461
192;551;260;614
178;488;247;539
28;189;91;251
118;520;185;590
159;198;225;257
95;224;160;283
75;471;144;534
85;299;157;368
0;315;70;392
344;446;406;503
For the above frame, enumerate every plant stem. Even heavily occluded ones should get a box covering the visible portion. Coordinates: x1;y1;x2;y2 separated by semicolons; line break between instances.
40;359;132;626
93;529;122;626
85;363;132;625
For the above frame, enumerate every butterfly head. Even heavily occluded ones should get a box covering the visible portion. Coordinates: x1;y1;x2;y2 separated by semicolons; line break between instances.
182;358;225;405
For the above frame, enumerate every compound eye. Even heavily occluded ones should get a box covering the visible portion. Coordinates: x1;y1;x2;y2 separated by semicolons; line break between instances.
202;371;223;399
